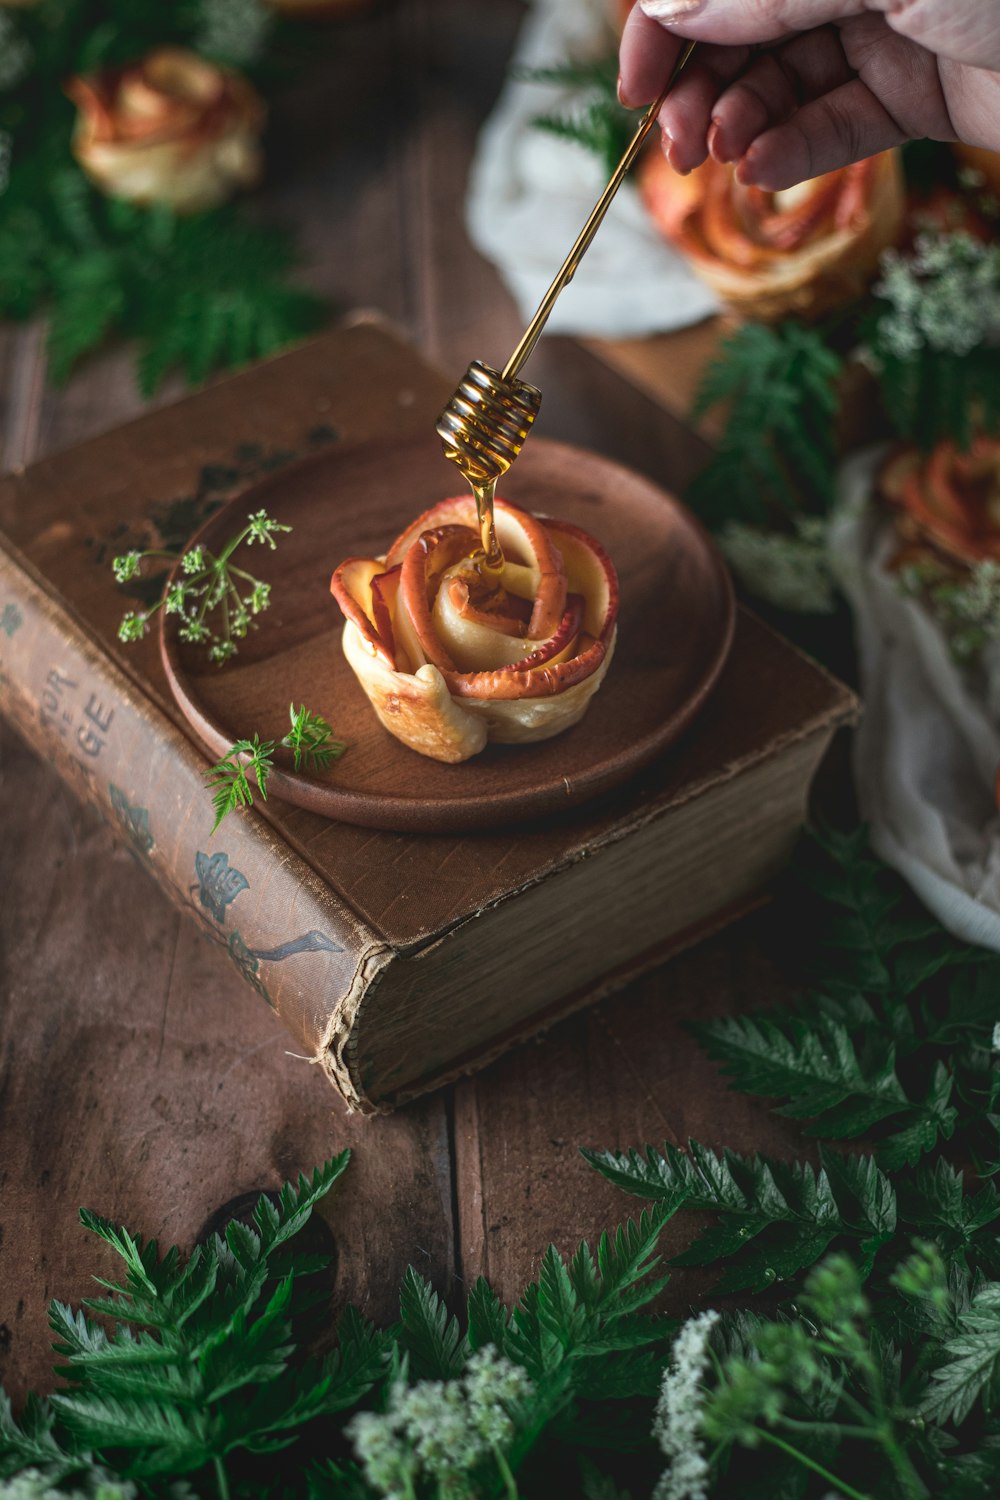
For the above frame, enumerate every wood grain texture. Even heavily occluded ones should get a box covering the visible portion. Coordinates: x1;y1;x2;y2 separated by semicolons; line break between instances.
453;921;815;1312
0;725;454;1396
0;0;838;1406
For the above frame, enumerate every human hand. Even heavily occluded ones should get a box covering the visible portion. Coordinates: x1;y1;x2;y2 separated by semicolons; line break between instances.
619;0;1000;190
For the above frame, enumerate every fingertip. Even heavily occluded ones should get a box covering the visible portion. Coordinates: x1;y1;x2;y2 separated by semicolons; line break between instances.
620;4;683;106
734;143;776;188
736;141;793;193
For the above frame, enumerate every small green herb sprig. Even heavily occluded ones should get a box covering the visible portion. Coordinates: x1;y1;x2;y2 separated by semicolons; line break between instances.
519;54;635;178
282;702;346;774
687;321;844;531
680;324;844;614
205;703;346;832
113;508;290;665
666;1248;967;1500
0;1154;364;1499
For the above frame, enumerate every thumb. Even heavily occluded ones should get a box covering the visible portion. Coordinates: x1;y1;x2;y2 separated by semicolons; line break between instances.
637;0;1000;71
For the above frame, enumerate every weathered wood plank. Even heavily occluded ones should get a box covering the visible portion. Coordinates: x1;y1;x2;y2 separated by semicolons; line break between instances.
453;921;811;1310
0;723;455;1398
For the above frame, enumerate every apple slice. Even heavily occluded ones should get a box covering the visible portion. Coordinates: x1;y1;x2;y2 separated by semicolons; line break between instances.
399;524;480;673
543;520;618;643
369;564;401;666
434;575;583;672
330;557;389;663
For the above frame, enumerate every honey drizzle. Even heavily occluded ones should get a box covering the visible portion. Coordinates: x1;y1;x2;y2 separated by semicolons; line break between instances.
471;477;504;588
436;360;541;599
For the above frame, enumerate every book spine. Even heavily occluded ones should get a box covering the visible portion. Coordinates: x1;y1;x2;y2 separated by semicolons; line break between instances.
0;537;392;1111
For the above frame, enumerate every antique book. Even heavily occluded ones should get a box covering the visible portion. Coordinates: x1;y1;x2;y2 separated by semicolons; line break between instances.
0;318;857;1113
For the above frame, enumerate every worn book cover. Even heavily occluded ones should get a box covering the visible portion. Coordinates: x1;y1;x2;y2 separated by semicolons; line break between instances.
0;317;858;1111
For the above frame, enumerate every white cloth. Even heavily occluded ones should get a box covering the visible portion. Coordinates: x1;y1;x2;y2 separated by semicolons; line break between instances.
465;0;718;338
829;450;1000;951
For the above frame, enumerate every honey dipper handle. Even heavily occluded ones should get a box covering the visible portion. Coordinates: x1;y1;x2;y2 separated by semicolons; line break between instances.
501;40;696;385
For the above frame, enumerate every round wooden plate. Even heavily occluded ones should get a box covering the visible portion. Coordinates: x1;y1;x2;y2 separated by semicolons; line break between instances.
160;433;734;832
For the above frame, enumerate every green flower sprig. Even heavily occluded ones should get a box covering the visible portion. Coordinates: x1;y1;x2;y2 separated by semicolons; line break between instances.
112;508;290;665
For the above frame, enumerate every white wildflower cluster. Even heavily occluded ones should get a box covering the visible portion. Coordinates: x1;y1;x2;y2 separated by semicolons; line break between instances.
112;550;142;583
117;610;149;643
245;508;291;548
347;1345;533;1499
0;130;11;198
196;0;273;68
955;166;1000;220
718;516;835;615
947;559;1000;624
0;15;31;91
0;1472;135;1500
872;231;1000;360
992;1021;1000;1054
900;557;1000;666
113;512;289;664
652;1309;720;1500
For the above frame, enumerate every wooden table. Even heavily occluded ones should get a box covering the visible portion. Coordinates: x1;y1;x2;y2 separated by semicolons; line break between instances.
0;0;805;1402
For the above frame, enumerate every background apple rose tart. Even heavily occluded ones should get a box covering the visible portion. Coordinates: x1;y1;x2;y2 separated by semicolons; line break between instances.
331;496;619;763
880;437;1000;568
66;48;263;213
640;149;905;321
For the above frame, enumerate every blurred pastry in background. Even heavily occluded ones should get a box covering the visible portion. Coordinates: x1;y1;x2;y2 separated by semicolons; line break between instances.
880;438;1000;569
639;149;905;321
67;48;263;213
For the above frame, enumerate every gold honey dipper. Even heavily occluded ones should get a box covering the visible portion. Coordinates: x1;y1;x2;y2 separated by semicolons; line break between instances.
437;41;697;580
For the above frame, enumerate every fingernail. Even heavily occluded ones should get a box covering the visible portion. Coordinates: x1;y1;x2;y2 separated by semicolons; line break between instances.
734;153;754;187
708;118;730;164
663;136;691;175
639;0;707;22
617;72;635;108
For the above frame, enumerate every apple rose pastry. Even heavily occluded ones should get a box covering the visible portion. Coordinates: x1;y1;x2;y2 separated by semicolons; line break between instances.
880;438;1000;567
66;48;263;213
639;149;904;321
331;496;618;763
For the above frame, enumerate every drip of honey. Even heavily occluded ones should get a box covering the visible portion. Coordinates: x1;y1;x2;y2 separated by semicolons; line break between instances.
436;360;542;600
471;477;504;589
